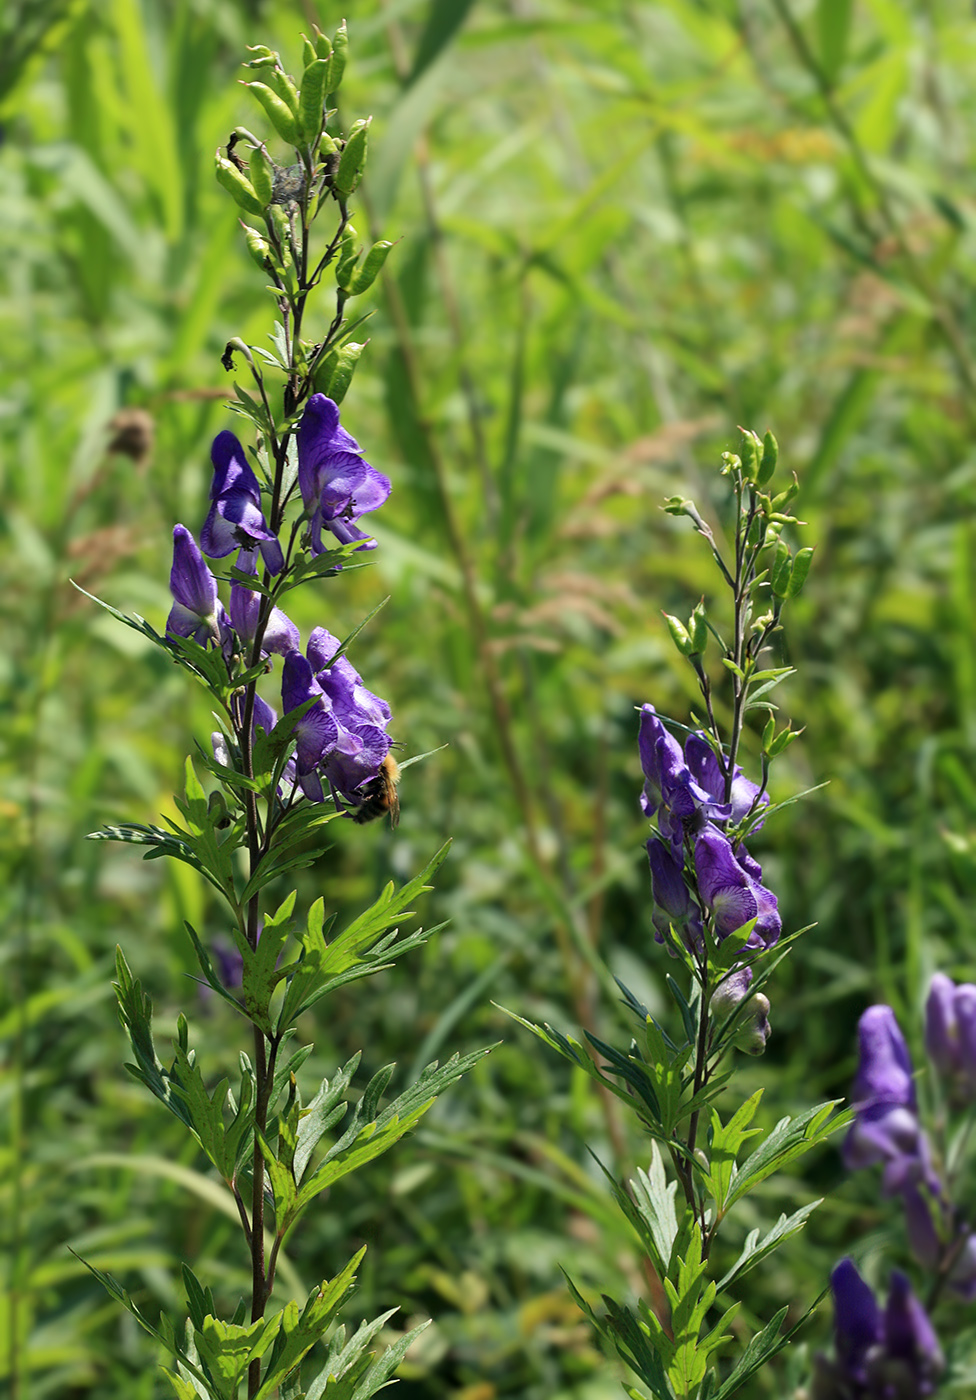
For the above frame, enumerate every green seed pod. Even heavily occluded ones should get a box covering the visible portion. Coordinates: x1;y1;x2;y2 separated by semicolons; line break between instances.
241;223;271;268
788;546;814;597
313;26;332;61
761;713;776;751
689;600;707;656
243;46;277;70
302;35;317;68
663;612;693;656
770;538;793;598
335;223;360;285
319;131;339;156
334;118;370;197
347;240;393;294
265;66;301;118
300;59;330;144
242;82;300;145
248;145;274;207
321;341;366;404
214;151;265;216
757;429;778;486
738;428;762;483
328;20;348;92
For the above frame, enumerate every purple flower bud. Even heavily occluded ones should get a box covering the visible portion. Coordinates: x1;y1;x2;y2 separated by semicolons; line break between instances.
638;706;714;838
297;395;391;556
647;837;702;950
167;525;232;649
201;431;283;574
925;972;976;1103
880;1270;944;1395
710;967;770;1053
306;627;393;803
832;1258;882;1385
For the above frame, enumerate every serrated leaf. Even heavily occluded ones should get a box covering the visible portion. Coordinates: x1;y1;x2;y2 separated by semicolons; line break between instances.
705;1091;763;1215
725;1102;849;1209
288;1048;492;1227
253;1252;365;1398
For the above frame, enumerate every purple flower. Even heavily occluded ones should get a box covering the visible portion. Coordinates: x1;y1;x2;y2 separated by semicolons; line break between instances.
229;566;300;658
844;1006;940;1199
167;525;232;649
925;972;976;1104
693;823;781;947
638;705;719;852
306;628;393;804
200;431;283;574
812;1261;943;1400
647;837;702;950
280;651;338;802
684;731;768;829
297;395;391;556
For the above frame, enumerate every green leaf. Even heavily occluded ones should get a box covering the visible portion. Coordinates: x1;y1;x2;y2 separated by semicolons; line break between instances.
711;1287;829;1399
817;0;853;85
564;1275;674;1400
194;1314;282;1400
725;1101;849;1209
113;948;193;1131
716;1200;823;1291
277;844;450;1027
170;1040;254;1185
704;1091;763;1216
288;1048;492;1228
71;1252;212;1393
253;1252;365;1398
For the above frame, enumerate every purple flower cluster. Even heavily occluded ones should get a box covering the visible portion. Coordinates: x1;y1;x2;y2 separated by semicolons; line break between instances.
845;995;976;1297
639;705;779;953
812;1259;943;1400
166;397;393;813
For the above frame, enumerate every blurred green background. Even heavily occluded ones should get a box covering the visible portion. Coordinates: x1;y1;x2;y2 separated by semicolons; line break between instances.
4;0;976;1394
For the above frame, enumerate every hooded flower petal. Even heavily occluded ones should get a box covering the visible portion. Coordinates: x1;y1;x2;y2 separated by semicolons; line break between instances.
693;823;781;946
297;394;390;555
880;1270;944;1395
925;972;976;1103
167;525;231;648
647;837;702;949
684;731;768;827
200;431;283;573
832;1258;882;1384
281;651;338;778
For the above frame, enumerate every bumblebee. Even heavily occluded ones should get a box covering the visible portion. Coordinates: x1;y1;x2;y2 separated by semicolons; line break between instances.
352;752;401;827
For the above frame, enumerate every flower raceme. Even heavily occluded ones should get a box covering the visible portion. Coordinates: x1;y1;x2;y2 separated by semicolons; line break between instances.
811;1259;943;1400
167;409;395;817
638;705;780;950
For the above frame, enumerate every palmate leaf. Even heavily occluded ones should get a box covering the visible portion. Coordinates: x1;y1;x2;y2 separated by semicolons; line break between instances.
113;948;193;1131
723;1100;850;1210
564;1276;674;1400
704;1092;763;1217
280;1048;492;1232
276;843;451;1028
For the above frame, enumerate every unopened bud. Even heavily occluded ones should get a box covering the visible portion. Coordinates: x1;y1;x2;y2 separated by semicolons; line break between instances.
734;993;771;1055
